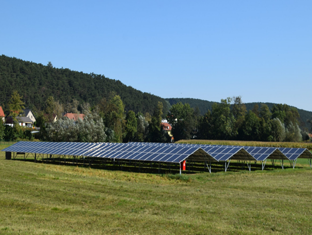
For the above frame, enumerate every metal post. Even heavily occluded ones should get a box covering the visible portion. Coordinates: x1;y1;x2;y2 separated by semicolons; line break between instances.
247;162;251;171
225;160;231;172
310;159;311;168
205;161;211;174
262;160;267;170
282;159;284;170
179;163;182;175
292;159;297;169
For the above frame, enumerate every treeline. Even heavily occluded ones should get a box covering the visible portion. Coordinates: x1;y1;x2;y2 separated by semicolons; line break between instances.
41;95;170;143
1;90;171;143
169;97;311;142
166;98;312;130
1;91;311;143
0;55;170;116
42;95;311;143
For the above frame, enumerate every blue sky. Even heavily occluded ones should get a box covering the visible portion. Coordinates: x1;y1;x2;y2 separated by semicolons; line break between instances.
1;1;311;111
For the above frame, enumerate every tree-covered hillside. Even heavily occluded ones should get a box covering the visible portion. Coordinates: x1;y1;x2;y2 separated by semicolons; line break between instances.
166;98;312;130
0;55;170;115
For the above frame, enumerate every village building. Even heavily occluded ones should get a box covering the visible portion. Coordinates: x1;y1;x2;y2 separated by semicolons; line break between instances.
23;109;36;123
64;113;85;121
6;116;34;127
0;106;5;122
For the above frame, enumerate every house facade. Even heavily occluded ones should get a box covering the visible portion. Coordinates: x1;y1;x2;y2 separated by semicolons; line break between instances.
23;109;36;123
5;116;34;127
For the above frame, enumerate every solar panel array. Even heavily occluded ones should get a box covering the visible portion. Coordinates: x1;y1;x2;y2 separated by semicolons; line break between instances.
126;142;254;161
170;143;298;161
84;143;199;163
2;141;312;164
3;141;100;156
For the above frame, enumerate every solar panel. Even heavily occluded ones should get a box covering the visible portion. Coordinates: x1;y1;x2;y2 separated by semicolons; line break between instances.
244;147;281;161
278;148;310;160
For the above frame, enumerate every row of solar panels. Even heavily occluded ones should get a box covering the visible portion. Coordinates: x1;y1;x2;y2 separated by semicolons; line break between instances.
128;142;312;161
3;141;312;163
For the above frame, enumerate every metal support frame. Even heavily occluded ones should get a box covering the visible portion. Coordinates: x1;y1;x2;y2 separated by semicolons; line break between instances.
205;161;212;173
179;162;182;175
281;159;284;170
262;160;267;170
310;159;311;168
224;160;231;172
246;162;251;171
292;159;297;169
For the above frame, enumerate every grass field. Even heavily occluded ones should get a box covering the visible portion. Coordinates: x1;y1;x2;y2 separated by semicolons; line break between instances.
1;144;312;234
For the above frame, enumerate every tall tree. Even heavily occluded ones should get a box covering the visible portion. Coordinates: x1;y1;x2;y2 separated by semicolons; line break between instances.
259;104;272;122
124;110;137;142
231;96;247;138
272;104;300;129
197;110;212;139
241;110;261;140
251;104;260;117
99;95;125;142
45;96;56;122
169;102;195;141
210;98;236;139
285;122;302;142
270;118;285;142
148;102;164;142
8;90;25;118
135;113;149;142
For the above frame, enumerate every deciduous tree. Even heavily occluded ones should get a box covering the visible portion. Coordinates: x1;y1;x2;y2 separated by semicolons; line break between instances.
8;90;25;118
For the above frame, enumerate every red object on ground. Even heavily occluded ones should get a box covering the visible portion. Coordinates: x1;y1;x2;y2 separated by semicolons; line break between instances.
182;160;186;171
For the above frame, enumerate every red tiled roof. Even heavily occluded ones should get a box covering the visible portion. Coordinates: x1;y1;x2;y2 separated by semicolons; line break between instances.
161;122;172;131
64;113;85;121
0;106;4;117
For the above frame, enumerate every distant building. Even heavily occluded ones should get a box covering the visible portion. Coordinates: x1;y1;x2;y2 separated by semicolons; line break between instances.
64;113;85;121
6;116;34;127
0;106;5;122
23;109;36;123
161;122;174;142
161;122;172;131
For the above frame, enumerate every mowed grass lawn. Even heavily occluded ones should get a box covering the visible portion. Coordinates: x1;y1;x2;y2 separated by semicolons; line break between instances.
1;145;312;234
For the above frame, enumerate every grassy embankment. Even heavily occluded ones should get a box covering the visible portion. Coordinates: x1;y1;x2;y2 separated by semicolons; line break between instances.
1;143;312;234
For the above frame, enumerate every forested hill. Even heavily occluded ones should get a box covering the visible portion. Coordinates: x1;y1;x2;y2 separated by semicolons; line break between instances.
0;55;170;114
166;98;312;129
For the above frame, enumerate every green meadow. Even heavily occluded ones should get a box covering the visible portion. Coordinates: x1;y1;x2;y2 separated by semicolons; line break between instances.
1;144;312;234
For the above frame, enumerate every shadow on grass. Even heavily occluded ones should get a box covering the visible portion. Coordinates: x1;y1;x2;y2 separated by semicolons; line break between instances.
10;156;303;176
